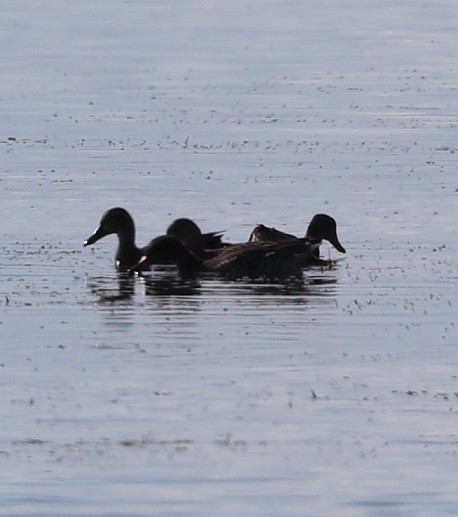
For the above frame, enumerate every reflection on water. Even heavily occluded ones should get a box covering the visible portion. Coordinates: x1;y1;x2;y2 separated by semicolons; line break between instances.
143;271;202;298
86;267;339;307
84;267;341;344
87;273;136;302
82;268;345;372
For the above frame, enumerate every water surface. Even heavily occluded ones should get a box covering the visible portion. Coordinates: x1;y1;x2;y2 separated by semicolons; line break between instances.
0;1;457;515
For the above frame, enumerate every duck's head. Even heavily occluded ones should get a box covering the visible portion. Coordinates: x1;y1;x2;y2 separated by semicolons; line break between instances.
166;218;205;255
84;207;135;246
306;214;346;253
129;235;189;274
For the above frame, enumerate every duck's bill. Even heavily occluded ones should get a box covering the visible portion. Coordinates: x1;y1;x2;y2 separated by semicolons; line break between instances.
84;226;110;246
128;256;149;276
328;233;346;254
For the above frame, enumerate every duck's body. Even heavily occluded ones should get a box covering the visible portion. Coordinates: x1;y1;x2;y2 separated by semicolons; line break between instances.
130;235;318;280
248;213;346;265
205;239;316;279
84;207;144;271
249;225;296;243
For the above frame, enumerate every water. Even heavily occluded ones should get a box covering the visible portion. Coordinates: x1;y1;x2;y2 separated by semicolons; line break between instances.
1;1;457;515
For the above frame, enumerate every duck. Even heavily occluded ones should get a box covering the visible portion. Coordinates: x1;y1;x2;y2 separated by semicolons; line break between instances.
84;208;227;271
84;207;144;272
248;213;346;265
166;217;226;258
129;235;319;280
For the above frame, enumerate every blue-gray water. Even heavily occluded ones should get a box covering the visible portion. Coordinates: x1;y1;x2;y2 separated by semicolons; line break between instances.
1;1;457;515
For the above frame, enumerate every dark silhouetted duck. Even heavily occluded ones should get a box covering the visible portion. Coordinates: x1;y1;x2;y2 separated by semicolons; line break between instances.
84;208;227;271
166;218;226;258
248;213;346;265
130;235;318;280
84;207;144;272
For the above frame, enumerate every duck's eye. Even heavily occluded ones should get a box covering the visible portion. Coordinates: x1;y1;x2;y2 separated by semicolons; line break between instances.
104;216;116;227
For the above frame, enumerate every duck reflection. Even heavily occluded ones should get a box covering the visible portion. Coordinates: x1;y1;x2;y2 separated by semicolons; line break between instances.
203;273;338;308
87;272;136;302
87;265;339;311
141;268;202;297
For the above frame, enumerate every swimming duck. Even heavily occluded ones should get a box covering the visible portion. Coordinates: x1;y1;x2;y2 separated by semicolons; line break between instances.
84;207;144;272
129;235;318;280
166;218;226;258
84;208;227;271
248;213;346;265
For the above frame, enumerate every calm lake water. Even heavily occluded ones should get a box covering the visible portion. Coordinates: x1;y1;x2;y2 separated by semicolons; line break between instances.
1;1;457;515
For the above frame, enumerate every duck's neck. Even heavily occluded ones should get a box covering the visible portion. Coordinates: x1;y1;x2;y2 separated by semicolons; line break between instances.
117;227;136;248
305;225;321;258
116;228;141;270
175;246;206;278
